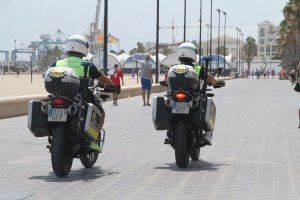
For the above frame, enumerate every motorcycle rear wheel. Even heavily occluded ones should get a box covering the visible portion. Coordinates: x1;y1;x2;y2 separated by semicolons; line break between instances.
174;121;189;168
80;152;99;168
51;124;73;177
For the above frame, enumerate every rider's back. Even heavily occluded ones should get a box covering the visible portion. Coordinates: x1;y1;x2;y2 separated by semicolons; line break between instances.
167;64;199;91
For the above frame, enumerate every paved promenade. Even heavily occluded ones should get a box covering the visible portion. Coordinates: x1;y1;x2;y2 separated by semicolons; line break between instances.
0;79;300;200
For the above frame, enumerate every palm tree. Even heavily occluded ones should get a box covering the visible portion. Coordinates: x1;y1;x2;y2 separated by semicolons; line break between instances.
279;0;300;70
243;37;257;72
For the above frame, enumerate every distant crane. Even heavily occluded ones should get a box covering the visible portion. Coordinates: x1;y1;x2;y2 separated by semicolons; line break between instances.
27;29;69;65
50;29;70;49
85;0;103;54
160;19;177;44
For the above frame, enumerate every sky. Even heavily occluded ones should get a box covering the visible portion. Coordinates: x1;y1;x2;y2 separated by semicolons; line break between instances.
0;0;288;60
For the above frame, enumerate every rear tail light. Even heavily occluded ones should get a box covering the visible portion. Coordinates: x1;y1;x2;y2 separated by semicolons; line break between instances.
51;98;68;108
174;92;188;101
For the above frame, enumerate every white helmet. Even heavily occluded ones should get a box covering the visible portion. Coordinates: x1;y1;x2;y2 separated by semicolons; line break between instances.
66;34;89;56
177;42;197;63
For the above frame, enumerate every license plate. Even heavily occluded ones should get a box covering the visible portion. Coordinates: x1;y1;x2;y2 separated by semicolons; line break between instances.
172;101;190;114
48;108;68;122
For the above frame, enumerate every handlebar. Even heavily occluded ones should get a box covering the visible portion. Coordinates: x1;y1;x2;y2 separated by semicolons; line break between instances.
88;83;115;93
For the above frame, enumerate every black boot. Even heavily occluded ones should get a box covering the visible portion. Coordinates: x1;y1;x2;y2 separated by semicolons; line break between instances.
203;131;212;146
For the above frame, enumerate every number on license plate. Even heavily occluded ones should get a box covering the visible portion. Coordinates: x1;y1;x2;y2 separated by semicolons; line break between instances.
172;102;190;114
48;108;68;122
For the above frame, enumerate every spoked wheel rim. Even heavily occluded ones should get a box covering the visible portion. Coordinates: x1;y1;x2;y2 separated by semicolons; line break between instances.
80;151;99;168
87;152;97;162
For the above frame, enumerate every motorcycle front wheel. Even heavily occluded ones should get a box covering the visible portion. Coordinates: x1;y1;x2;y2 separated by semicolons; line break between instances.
174;120;189;168
80;152;99;168
51;124;73;177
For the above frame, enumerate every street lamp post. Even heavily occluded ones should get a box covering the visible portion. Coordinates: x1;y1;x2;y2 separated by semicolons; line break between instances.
241;32;244;73
103;0;108;75
206;24;209;56
217;9;221;77
209;0;213;74
198;0;203;66
223;11;227;78
183;0;187;42
155;0;160;83
14;39;17;66
239;29;241;75
236;27;239;74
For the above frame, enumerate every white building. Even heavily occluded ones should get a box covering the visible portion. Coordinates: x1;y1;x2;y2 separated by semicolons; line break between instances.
257;20;280;59
200;36;242;61
147;36;242;62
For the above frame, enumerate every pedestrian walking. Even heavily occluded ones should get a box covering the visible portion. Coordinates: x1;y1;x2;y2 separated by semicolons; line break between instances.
294;63;300;128
15;68;20;78
138;54;153;106
110;64;124;106
271;69;275;79
251;70;254;78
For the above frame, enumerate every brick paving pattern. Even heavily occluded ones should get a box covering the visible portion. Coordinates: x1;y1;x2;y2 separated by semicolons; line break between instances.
0;79;299;200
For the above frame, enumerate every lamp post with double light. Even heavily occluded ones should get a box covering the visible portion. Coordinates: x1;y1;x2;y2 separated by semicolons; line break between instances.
216;8;221;77
223;11;227;77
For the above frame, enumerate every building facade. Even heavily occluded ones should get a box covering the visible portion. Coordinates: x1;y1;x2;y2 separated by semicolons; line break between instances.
257;20;280;59
146;36;242;62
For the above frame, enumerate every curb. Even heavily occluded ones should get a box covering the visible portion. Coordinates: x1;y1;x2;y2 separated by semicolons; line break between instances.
0;85;165;119
0;78;234;119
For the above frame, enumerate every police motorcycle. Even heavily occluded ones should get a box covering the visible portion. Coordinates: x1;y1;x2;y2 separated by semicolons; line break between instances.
153;51;225;168
27;58;114;177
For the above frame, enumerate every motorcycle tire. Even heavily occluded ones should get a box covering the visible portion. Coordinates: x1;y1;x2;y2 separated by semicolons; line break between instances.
174;121;189;168
80;152;99;168
51;124;73;177
190;147;200;161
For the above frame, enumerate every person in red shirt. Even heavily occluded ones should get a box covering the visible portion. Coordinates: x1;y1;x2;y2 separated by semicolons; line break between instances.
110;64;124;106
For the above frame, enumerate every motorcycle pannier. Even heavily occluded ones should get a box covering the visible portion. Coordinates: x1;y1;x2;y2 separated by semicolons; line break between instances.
27;100;50;137
192;97;216;132
84;103;104;141
152;96;171;130
44;67;80;98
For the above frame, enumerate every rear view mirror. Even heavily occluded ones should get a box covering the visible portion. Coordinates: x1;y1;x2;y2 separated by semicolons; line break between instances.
90;54;103;70
211;68;224;76
217;68;224;74
159;81;168;87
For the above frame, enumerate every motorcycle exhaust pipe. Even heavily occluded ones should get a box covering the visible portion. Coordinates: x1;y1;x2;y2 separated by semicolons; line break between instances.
68;105;78;116
41;103;48;114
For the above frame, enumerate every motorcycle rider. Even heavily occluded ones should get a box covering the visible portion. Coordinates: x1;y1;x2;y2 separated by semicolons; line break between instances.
162;42;224;88
165;42;224;145
54;34;113;152
177;42;224;87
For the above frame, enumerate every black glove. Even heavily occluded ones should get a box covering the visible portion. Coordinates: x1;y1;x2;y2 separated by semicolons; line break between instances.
213;80;225;88
295;83;300;92
104;85;116;93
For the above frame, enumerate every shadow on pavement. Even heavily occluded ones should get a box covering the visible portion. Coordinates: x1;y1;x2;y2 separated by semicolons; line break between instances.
154;160;228;172
29;166;119;182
